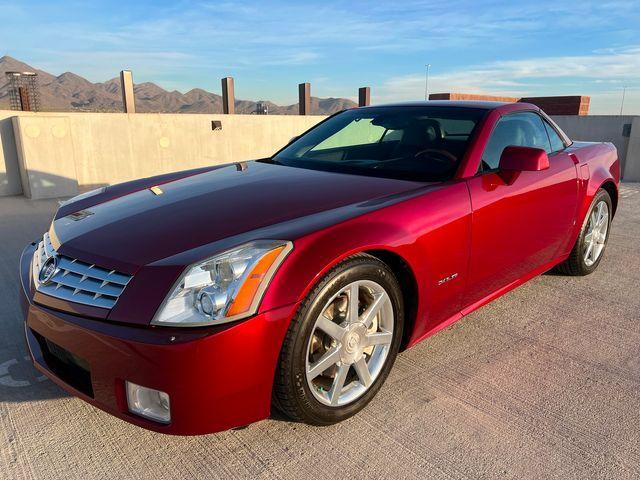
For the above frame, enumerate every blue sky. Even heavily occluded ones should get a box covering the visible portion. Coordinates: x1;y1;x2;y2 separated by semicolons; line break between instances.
2;0;640;113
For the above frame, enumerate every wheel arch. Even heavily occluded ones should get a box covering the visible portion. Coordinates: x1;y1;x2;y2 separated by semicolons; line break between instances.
599;180;618;217
576;168;619;232
267;241;422;352
363;249;419;351
261;215;428;355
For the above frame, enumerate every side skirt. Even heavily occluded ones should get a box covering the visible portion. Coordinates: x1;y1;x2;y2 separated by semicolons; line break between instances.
405;254;568;349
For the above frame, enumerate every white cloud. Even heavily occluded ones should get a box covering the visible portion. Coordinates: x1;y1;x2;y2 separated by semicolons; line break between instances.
375;47;640;114
3;1;639;110
589;88;640;115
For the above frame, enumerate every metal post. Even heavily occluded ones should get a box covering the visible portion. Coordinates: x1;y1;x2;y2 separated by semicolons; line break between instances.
120;70;136;113
358;87;371;107
620;86;627;116
222;77;235;114
18;87;31;111
299;82;310;115
424;64;431;101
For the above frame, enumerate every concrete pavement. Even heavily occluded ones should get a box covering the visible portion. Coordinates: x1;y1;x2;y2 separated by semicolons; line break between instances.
1;185;639;479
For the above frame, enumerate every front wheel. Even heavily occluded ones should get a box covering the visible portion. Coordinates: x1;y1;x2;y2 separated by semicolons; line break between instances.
272;254;403;425
556;188;612;276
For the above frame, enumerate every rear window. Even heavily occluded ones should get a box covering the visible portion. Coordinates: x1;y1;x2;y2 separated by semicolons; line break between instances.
436;117;478;138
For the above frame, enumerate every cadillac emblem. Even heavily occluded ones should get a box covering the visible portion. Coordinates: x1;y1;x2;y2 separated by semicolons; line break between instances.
39;256;59;286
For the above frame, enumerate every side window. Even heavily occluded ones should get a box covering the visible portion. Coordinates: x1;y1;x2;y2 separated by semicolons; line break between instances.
543;120;566;152
481;112;552;171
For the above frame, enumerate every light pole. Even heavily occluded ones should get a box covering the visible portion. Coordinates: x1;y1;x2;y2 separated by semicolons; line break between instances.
620;86;627;116
424;64;431;101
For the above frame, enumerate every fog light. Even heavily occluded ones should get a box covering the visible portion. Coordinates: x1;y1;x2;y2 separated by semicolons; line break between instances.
126;381;171;424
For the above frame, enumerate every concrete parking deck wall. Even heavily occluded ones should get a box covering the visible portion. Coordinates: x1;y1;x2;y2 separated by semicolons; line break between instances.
0;111;23;196
0;111;325;199
2;110;640;199
552;115;640;180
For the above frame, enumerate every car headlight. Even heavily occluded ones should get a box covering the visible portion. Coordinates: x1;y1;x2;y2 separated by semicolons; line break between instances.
152;240;293;327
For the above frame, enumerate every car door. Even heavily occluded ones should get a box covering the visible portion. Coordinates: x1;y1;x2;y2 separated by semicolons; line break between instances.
463;111;579;309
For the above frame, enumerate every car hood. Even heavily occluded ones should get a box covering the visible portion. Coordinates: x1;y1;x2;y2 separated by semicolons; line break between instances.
51;161;424;273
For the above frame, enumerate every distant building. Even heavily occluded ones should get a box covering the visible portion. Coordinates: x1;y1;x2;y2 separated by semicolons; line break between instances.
429;92;590;115
5;71;40;111
255;101;269;115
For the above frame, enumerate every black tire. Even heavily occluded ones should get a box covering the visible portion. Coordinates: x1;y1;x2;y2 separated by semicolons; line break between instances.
272;254;404;425
556;189;612;276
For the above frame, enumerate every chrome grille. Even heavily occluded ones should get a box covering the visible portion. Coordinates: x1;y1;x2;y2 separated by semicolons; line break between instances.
32;232;132;309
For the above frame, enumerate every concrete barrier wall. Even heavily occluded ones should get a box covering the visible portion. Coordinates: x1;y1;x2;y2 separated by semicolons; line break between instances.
552;115;640;180
1;111;325;199
0;111;23;196
2;110;639;199
627;117;640;181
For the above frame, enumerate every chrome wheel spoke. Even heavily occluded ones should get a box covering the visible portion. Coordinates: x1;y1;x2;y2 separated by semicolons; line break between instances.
307;347;341;380
584;241;594;262
365;331;393;347
316;315;346;340
353;357;372;387
360;292;386;328
598;216;609;241
594;243;604;260
347;282;360;324
596;202;605;224
328;364;350;405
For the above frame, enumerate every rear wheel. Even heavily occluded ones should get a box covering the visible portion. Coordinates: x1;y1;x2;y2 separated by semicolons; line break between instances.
273;254;403;425
556;189;612;276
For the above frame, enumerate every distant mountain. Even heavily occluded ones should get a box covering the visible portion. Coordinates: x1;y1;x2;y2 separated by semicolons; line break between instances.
0;55;357;114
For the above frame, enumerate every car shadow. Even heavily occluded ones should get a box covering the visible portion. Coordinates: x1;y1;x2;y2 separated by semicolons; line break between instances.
542;267;564;276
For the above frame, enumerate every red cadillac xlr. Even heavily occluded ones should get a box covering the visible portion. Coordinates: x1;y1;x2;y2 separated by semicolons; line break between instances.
20;101;619;434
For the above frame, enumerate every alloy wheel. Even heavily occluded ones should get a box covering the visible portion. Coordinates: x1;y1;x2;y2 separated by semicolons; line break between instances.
583;200;609;267
305;280;394;407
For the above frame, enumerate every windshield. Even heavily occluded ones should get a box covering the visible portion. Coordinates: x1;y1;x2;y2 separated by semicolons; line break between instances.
270;106;487;182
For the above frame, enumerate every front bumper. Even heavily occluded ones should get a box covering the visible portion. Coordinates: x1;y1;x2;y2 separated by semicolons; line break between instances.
20;243;296;435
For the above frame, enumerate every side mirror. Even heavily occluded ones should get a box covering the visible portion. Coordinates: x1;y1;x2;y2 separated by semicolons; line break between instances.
499;146;549;172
